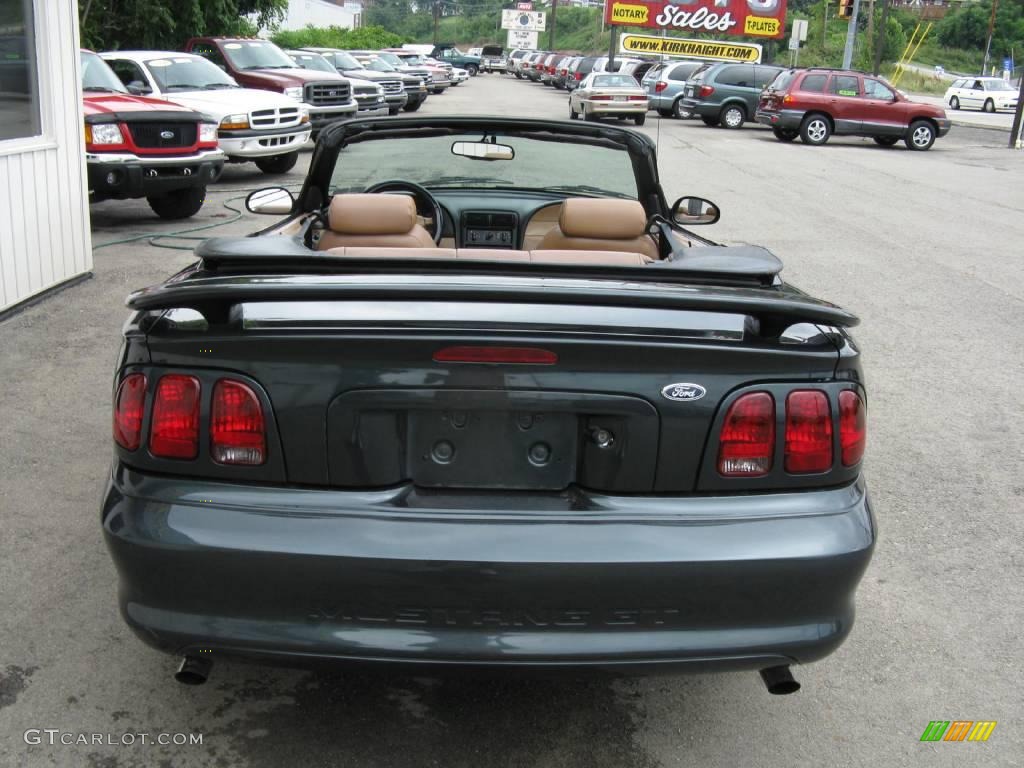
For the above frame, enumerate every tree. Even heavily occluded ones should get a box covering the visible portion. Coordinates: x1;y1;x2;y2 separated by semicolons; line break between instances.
79;0;288;51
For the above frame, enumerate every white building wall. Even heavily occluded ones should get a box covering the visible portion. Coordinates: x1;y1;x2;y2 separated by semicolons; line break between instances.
0;0;92;313
279;0;359;31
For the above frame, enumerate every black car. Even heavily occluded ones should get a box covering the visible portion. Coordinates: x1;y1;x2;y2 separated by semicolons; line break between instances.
103;116;875;692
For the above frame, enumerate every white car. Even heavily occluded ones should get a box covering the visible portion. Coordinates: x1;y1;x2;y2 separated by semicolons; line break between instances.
101;51;315;175
569;72;649;125
943;77;1019;112
451;67;469;85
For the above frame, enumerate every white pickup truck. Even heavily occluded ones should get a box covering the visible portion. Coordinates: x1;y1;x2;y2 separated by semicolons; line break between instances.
101;51;313;175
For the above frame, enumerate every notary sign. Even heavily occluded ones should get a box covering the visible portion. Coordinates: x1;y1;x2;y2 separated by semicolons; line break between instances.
604;0;787;40
620;34;762;61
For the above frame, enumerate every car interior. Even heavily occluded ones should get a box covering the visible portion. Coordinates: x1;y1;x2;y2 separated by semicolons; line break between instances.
311;193;663;266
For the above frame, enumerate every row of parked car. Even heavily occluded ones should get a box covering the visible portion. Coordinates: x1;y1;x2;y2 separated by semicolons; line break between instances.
82;39;474;219
507;49;954;151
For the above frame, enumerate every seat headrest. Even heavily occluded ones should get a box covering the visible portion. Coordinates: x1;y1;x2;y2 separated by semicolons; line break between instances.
559;198;648;240
328;194;417;235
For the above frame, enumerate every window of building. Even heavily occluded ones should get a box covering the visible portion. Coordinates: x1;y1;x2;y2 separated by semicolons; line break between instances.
0;0;41;142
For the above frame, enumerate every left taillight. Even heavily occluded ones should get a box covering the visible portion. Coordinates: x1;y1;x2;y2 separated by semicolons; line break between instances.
210;379;266;465
113;373;147;451
150;375;201;459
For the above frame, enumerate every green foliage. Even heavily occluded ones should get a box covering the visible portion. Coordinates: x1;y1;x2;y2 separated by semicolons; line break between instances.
79;0;288;51
270;25;406;51
936;0;1024;62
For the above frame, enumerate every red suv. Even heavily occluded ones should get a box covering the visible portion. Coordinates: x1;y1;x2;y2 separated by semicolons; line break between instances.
756;68;952;151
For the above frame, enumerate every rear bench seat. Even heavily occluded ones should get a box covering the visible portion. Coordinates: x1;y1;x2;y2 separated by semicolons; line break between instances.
324;247;651;266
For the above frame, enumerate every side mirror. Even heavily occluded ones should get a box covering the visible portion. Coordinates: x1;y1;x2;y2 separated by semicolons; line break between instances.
126;81;151;95
246;187;295;215
671;196;720;226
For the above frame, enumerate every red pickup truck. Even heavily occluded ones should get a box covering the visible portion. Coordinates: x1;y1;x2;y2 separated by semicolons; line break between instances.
82;50;224;219
183;37;357;136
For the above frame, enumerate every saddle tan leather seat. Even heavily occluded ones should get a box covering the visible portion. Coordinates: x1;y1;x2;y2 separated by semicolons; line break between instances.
317;194;434;250
536;198;659;260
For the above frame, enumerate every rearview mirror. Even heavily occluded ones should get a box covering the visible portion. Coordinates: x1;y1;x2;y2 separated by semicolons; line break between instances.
126;81;151;95
246;187;294;215
671;196;720;226
451;141;515;160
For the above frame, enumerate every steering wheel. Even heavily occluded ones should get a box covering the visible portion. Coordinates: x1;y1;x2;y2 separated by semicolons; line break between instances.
364;179;444;245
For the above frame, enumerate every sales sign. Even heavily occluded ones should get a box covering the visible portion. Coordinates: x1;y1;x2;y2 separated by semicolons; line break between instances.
604;0;787;40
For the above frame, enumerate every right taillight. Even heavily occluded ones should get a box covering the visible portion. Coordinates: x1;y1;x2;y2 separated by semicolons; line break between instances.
150;374;201;459
785;391;833;473
211;379;266;465
839;390;866;466
717;392;775;477
113;373;147;451
699;85;714;98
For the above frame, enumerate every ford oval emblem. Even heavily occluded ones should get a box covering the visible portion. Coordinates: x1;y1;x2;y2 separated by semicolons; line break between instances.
159;130;175;139
661;383;706;402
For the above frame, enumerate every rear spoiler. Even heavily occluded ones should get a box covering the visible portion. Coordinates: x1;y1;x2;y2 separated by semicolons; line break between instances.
127;273;859;332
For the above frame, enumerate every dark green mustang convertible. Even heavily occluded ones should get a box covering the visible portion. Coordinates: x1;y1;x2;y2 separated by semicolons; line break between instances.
103;117;874;694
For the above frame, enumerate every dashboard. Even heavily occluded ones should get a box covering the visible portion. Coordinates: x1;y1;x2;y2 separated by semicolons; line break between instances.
429;190;569;250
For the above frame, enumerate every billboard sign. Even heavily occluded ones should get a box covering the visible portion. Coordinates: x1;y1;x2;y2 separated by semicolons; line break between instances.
619;34;762;62
501;9;547;32
507;29;539;49
604;0;787;40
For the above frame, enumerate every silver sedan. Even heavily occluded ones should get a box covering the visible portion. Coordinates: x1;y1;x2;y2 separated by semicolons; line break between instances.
569;73;649;125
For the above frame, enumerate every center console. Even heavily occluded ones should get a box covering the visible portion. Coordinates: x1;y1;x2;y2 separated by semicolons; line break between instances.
461;211;518;249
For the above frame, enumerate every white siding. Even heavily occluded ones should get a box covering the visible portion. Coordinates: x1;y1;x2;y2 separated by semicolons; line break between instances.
278;0;359;31
0;0;92;313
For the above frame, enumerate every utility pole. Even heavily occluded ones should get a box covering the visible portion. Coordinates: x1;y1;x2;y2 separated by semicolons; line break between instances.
982;0;999;75
549;0;558;50
822;0;829;51
873;0;891;75
433;0;440;45
866;0;875;65
1009;69;1024;149
608;25;618;71
841;0;861;70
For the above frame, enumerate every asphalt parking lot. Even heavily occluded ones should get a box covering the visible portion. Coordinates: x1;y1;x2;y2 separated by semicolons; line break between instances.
2;73;1023;768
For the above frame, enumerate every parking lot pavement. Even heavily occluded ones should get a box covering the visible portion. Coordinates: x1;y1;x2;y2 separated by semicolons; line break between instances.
2;73;1022;768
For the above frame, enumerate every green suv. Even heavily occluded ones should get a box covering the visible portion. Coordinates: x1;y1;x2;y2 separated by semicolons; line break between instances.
679;62;786;129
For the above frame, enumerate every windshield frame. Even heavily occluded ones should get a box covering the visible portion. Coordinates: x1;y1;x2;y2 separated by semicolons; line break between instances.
300;116;665;218
143;55;237;91
80;51;128;93
287;51;337;74
221;40;297;71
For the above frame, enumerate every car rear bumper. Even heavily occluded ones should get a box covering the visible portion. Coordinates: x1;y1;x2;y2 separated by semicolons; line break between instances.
102;464;875;673
679;98;716;116
756;108;803;130
218;126;311;159
87;149;225;201
584;101;649;115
